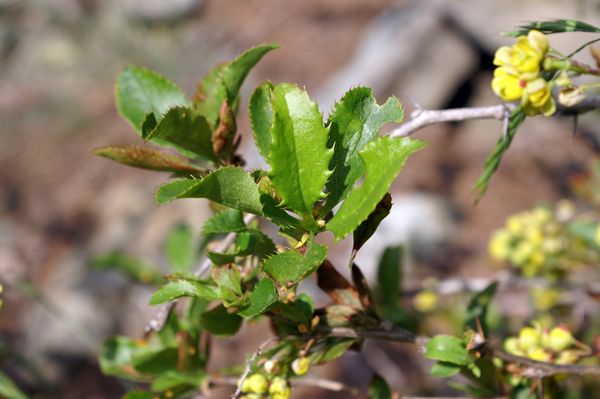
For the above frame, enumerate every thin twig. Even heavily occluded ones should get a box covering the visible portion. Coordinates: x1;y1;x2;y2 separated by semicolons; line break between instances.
389;97;600;138
145;214;257;333
231;335;283;399
319;324;600;377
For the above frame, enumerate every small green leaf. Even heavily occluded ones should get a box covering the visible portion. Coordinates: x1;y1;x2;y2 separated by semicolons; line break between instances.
202;209;246;234
295;293;314;320
91;253;164;285
149;280;222;305
221;44;280;107
239;277;278;317
0;370;31;399
199;304;243;337
311;338;357;365
116;66;190;133
123;391;153;399
268;83;333;221
131;348;179;375
206;232;258;265
156;167;263;215
261;236;328;287
194;63;228;127
92;145;206;176
144;107;218;164
99;336;151;380
183;297;210;339
473;107;525;201
327;136;427;242
425;335;471;366
377;245;403;309
324;87;404;214
211;264;243;296
260;193;303;229
245;228;278;260
368;375;392;399
165;224;196;272
250;81;274;159
430;361;462;377
465;282;498;338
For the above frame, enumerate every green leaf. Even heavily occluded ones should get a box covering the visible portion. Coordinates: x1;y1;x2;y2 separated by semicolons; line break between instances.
144;107;218;164
473;107;526;201
239;277;278;317
199;304;243;337
505;19;600;36
211;264;243;296
368;375;392;399
131;348;179;375
202;209;246;234
377;245;403;309
351;192;392;265
165;225;196;272
327;136;427;242
295;293;314;321
267;83;333;220
183;297;210;339
91;252;164;285
246;228;277;260
425;335;471;366
324;87;404;214
116;66;190;133
99;336;151;380
206;232;258;265
92;145;207;176
149;280;222;305
0;370;31;399
157;311;179;348
250;81;275;159
430;361;462;377
221;44;280;107
311;338;357;365
123;391;153;399
194;63;228;127
261;236;328;287
465;282;498;338
156;167;263;215
259;193;303;229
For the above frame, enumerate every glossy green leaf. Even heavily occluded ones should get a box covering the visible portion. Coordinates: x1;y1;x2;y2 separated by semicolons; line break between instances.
91;252;164;285
245;228;278;260
430;361;462;377
311;338;357;365
211;264;243;296
206;232;258;265
260;193;303;229
199;304;243;337
0;371;31;399
143;107;218;164
377;245;403;308
202;209;246;234
99;336;151;380
92;145;206;176
368;375;392;399
327;136;427;242
149;280;222;305
295;293;314;321
267;83;333;220
116;66;190;133
239;277;278;317
465;282;497;338
473;107;525;201
165;225;196;272
324;87;404;214
131;347;179;375
250;81;274;159
194;63;228;127
261;236;328;287
351;193;392;265
221;44;279;107
156;167;263;215
425;335;471;366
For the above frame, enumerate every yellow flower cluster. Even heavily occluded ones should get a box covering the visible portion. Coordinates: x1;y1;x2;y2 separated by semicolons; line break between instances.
239;374;291;399
503;323;580;365
492;30;556;116
488;205;589;277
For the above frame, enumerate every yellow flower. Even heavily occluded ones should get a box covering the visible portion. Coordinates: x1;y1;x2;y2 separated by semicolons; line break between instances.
549;326;574;352
529;348;552;362
522;78;556;116
492;66;525;101
247;374;268;394
413;290;438;313
291;357;310;375
512;37;542;77
518;327;540;351
269;377;290;399
526;30;549;59
489;229;512;261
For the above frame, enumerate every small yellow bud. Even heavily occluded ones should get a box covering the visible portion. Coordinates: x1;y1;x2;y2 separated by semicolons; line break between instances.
518;327;540;351
503;337;525;356
549;326;574;352
507;215;524;234
558;87;585;107
554;350;579;365
269;377;290;399
412;290;438;313
488;229;512;261
291;357;310;375
247;374;268;394
264;359;281;375
529;348;552;362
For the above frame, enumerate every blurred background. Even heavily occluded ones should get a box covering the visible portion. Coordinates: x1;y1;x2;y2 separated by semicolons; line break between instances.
2;0;600;398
